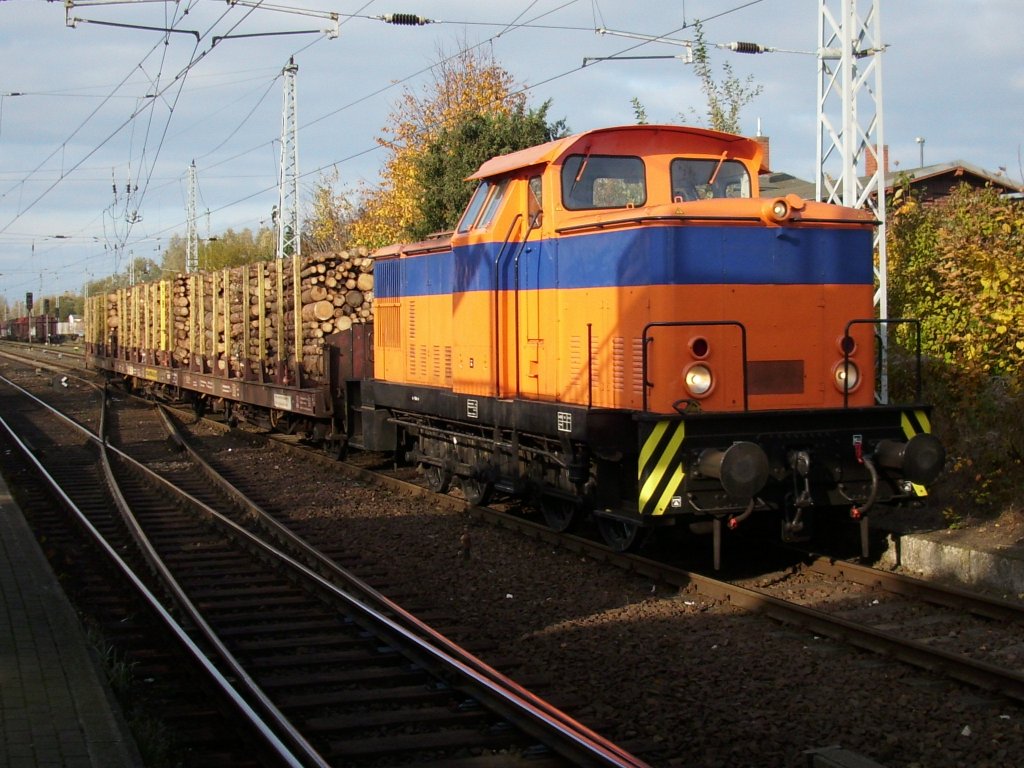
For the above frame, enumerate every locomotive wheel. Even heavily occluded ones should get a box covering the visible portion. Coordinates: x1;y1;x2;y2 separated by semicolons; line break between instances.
323;439;348;461
597;517;647;552
541;496;578;533
460;476;492;506
424;465;451;494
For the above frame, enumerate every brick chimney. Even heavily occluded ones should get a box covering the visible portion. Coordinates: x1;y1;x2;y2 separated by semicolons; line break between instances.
865;145;889;177
754;135;771;172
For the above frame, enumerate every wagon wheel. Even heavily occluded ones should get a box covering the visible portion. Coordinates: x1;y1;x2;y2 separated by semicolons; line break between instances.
460;475;493;506
541;496;578;533
269;409;283;430
423;465;452;494
597;517;648;552
269;409;297;434
224;401;238;429
323;438;348;461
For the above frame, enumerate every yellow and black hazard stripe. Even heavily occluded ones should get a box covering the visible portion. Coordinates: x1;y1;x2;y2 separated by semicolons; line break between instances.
900;408;931;440
901;408;932;497
638;420;688;516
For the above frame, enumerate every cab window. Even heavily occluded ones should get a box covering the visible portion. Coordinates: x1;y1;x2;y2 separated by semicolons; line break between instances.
457;181;491;233
477;179;510;228
528;175;543;226
561;155;646;210
670;158;751;201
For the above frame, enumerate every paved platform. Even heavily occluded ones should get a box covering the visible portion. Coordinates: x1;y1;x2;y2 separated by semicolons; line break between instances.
878;526;1024;598
0;475;142;767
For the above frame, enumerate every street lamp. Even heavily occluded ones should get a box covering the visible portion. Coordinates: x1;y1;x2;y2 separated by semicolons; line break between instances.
915;136;925;168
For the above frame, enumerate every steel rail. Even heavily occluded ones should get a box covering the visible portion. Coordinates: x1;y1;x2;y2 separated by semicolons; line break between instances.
0;407;309;768
152;404;653;768
549;537;1024;704
799;552;1024;624
300;447;1024;707
3;370;650;768
0;372;328;767
202;407;1024;707
101;450;333;767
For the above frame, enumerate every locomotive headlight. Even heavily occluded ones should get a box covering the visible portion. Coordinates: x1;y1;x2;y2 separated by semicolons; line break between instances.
761;197;791;224
832;360;860;392
684;363;714;397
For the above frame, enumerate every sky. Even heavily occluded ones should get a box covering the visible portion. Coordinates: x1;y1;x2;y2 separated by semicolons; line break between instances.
0;0;1022;303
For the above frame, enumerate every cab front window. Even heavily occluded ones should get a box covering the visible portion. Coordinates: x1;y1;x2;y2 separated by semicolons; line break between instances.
670;158;751;201
561;155;646;210
457;179;511;232
458;182;490;233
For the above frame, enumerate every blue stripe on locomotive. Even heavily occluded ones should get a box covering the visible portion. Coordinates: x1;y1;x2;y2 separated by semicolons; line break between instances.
376;225;874;299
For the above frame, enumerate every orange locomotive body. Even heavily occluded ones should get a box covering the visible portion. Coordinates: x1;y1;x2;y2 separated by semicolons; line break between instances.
363;125;943;559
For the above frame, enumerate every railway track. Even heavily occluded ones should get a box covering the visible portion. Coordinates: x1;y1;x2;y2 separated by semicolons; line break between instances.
4;346;1024;765
0;367;651;767
151;388;1024;712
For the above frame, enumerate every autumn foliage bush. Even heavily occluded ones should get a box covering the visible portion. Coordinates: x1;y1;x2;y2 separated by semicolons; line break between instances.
887;182;1024;520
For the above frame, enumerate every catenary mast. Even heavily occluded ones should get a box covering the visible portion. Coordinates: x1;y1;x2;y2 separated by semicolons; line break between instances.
816;0;889;401
277;58;300;261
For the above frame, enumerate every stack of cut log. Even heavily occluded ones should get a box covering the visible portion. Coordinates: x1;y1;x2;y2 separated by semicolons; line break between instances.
102;249;374;386
296;249;374;382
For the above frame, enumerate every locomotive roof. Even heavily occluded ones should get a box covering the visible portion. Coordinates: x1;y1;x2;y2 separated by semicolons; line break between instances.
467;124;761;181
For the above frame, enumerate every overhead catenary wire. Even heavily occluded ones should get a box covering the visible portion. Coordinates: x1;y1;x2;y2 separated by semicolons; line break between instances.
2;0;773;293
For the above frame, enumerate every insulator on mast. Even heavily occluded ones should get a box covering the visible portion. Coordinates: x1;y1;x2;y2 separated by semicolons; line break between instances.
726;41;767;54
381;13;432;25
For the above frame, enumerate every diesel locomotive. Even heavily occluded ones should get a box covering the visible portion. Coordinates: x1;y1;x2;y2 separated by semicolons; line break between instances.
85;124;944;565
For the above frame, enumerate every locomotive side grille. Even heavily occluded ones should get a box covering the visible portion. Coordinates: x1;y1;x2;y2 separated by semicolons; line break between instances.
569;335;583;382
376;258;401;297
747;360;805;395
445;346;453;384
632;337;645;395
376;302;400;348
612;337;625;393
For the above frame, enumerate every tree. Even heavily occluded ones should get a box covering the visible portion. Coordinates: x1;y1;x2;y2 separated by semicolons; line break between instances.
160;228;275;275
687;20;762;134
887;181;1024;517
305;170;358;252
631;97;649;126
351;45;535;249
888;182;1024;379
411;102;564;238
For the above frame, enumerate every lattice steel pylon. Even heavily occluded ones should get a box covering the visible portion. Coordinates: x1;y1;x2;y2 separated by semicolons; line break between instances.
185;160;199;273
816;0;890;401
277;58;300;261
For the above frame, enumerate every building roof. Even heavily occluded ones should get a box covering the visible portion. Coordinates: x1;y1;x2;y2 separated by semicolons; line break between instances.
887;159;1023;195
759;160;1023;203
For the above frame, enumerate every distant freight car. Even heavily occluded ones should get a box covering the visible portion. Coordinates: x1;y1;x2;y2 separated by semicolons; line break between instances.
86;123;944;566
3;315;59;343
